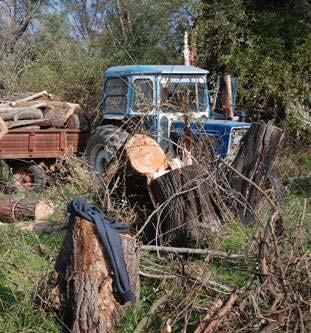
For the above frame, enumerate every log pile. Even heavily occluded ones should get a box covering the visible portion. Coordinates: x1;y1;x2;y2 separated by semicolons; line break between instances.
0;91;89;131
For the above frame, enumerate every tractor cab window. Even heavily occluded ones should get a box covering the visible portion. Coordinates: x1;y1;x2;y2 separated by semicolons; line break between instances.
160;75;207;113
104;78;128;114
133;79;154;112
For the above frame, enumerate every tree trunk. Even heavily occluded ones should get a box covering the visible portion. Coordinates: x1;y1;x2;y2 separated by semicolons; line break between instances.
149;165;222;246
0;198;54;223
228;123;283;224
55;215;140;333
221;75;234;119
0;107;43;121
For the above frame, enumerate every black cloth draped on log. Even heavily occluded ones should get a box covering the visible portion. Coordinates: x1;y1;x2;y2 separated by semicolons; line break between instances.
67;198;134;304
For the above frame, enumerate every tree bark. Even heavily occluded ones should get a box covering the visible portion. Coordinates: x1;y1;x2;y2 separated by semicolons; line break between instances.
0;107;43;121
55;215;140;333
221;75;234;119
149;165;222;246
228;123;283;224
42;107;67;128
0;198;54;223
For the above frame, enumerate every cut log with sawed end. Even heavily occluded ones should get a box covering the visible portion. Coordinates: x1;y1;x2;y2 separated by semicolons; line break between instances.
149;164;222;247
64;102;82;120
227;123;283;224
0;198;54;223
125;134;168;177
55;215;140;333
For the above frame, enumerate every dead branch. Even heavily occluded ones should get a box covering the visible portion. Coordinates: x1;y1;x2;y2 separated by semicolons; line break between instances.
134;294;170;333
141;244;250;260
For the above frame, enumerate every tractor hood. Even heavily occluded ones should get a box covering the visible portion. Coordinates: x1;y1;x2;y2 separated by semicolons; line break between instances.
171;119;251;136
170;119;251;156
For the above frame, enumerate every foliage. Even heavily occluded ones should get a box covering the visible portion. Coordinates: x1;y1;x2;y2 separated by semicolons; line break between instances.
196;0;311;140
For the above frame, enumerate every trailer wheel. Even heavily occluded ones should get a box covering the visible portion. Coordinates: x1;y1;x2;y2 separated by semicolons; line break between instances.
10;164;47;192
85;125;129;175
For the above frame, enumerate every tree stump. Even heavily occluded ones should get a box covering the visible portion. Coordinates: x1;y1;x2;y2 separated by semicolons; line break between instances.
228;123;283;224
149;165;222;246
55;215;140;333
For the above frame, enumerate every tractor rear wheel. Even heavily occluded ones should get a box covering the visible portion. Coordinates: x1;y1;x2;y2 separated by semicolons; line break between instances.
85;125;129;175
10;163;47;192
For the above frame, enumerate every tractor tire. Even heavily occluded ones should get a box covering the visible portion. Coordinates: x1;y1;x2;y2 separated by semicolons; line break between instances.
10;163;47;192
85;125;129;175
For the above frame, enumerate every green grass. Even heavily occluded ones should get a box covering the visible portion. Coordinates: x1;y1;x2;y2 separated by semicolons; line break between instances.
0;227;63;333
297;152;311;170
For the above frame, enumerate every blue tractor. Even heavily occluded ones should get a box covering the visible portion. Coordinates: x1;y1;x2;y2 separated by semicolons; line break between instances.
85;65;251;174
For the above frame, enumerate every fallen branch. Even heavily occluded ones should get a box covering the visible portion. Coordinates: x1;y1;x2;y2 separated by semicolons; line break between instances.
141;245;251;260
10;91;49;106
194;299;223;333
195;282;251;333
134;294;170;333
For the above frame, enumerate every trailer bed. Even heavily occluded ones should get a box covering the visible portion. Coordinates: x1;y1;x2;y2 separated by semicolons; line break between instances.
0;128;89;159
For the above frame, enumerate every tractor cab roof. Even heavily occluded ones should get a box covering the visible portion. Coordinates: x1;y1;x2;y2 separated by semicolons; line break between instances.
105;65;209;77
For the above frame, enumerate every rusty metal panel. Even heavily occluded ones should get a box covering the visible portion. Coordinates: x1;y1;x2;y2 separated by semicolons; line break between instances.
0;129;89;159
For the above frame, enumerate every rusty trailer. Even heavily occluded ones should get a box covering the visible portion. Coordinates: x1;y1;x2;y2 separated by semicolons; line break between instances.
0;128;89;191
0;128;89;159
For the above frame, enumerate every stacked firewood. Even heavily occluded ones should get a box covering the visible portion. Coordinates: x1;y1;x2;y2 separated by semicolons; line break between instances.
0;90;89;131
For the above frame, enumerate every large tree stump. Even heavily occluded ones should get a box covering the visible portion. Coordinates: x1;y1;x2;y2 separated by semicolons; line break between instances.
228;123;283;224
149;165;222;246
55;215;140;333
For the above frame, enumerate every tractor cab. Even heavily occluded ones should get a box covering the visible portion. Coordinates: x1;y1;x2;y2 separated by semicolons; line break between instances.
101;65;251;157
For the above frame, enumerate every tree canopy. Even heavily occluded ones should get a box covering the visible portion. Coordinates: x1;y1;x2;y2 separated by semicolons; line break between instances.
0;0;309;141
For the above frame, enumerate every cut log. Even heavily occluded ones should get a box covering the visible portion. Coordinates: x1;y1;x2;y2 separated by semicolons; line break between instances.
8;101;48;109
0;198;54;223
0;107;43;121
0;116;8;141
228;123;283;224
149;165;222;246
66;113;90;130
43;107;67;128
10;90;48;106
55;215;140;333
6;118;51;129
64;102;83;120
125;134;168;176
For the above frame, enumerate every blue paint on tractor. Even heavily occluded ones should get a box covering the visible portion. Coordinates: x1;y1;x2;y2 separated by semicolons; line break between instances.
101;65;251;157
171;119;250;156
105;65;209;77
